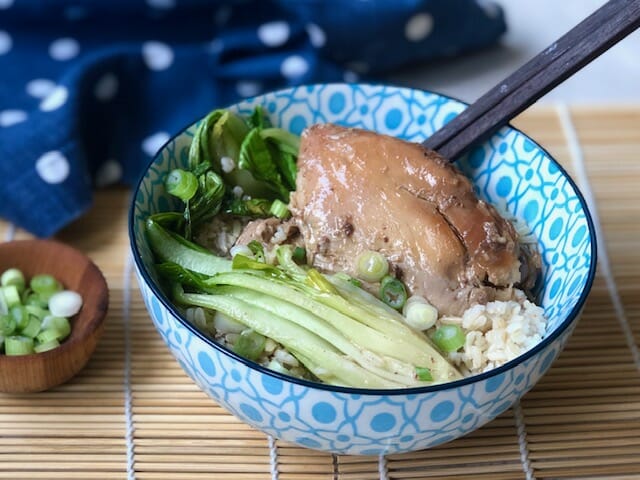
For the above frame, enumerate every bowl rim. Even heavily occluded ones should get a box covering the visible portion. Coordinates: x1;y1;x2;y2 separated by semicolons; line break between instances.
128;82;598;396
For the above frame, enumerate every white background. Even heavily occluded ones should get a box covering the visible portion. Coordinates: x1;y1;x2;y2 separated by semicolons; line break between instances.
390;0;640;104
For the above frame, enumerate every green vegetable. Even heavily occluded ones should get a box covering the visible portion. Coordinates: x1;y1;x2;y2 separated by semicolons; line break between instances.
356;250;389;283
292;247;306;264
269;199;290;219
379;276;407;310
1;268;25;293
30;274;61;300
146;215;231;276
233;330;266;361
415;367;433;382
4;335;34;355
403;297;438;331
432;324;466;353
0;268;77;355
165;169;198;202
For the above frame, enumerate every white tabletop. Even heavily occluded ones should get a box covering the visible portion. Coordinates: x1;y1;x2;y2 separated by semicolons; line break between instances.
390;0;640;104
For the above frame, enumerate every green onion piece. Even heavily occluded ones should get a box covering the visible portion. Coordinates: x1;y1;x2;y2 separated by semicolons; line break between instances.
24;292;48;308
165;169;199;202
1;268;25;292
34;339;60;353
403;297;438;331
20;316;41;338
292;246;306;264
30;274;62;300
247;240;266;263
356;250;389;283
41;316;71;340
4;335;34;356
10;305;29;330
0;313;16;336
379;276;407;310
269;199;290;219
25;305;48;320
2;285;22;308
233;330;266;361
36;328;61;344
431;324;466;353
416;366;433;381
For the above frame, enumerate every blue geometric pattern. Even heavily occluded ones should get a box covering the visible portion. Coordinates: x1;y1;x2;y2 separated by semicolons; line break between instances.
129;83;597;455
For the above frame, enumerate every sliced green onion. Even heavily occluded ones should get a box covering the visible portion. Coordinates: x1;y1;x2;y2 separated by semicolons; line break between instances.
48;290;83;318
233;330;266;361
247;240;266;263
10;305;29;330
269;199;290;219
34;339;60;353
403;296;438;331
292;246;306;264
36;328;61;344
30;274;62;300
24;292;48;308
431;325;466;353
379;276;407;310
25;305;48;320
356;250;389;283
20;316;41;338
1;268;25;292
41;316;71;340
0;313;16;336
2;285;21;308
4;335;34;356
165;168;199;202
415;366;433;382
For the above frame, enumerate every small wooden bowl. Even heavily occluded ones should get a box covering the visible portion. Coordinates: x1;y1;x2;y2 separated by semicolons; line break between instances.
0;239;109;393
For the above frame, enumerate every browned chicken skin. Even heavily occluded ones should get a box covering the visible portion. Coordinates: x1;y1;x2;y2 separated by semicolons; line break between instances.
285;124;526;316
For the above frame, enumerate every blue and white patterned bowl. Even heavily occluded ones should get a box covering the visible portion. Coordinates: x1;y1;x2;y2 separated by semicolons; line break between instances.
129;83;597;455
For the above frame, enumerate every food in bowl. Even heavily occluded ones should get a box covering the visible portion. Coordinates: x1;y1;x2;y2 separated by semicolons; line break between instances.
0;267;81;355
144;105;547;388
131;83;596;454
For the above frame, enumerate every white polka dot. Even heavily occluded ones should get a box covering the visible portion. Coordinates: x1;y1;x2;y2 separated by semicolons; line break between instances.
306;23;326;48
0;30;12;56
405;13;434;42
36;151;70;184
95;159;123;187
39;86;69;112
0;0;14;8
257;21;290;47
146;0;175;9
94;73;119;101
236;81;262;98
280;55;309;79
0;109;27;127
26;78;56;98
142;131;170;156
49;37;80;61
142;41;174;71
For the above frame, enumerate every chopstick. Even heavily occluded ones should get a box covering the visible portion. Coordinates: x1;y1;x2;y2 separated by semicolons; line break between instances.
422;0;640;161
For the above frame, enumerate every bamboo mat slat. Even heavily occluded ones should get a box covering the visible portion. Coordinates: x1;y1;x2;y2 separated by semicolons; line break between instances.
1;106;640;479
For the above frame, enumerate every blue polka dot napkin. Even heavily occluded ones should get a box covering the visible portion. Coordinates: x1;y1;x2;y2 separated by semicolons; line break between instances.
0;0;506;237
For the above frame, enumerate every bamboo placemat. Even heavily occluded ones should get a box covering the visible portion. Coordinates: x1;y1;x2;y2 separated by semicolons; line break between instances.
1;105;639;480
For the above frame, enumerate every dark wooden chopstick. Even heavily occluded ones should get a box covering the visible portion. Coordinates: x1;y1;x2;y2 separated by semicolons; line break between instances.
422;0;640;161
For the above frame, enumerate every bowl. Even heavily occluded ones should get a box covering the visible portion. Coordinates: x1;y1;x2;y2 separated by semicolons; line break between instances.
129;83;597;454
0;239;109;393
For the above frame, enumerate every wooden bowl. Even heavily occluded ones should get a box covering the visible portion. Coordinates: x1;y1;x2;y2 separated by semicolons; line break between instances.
0;239;109;393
